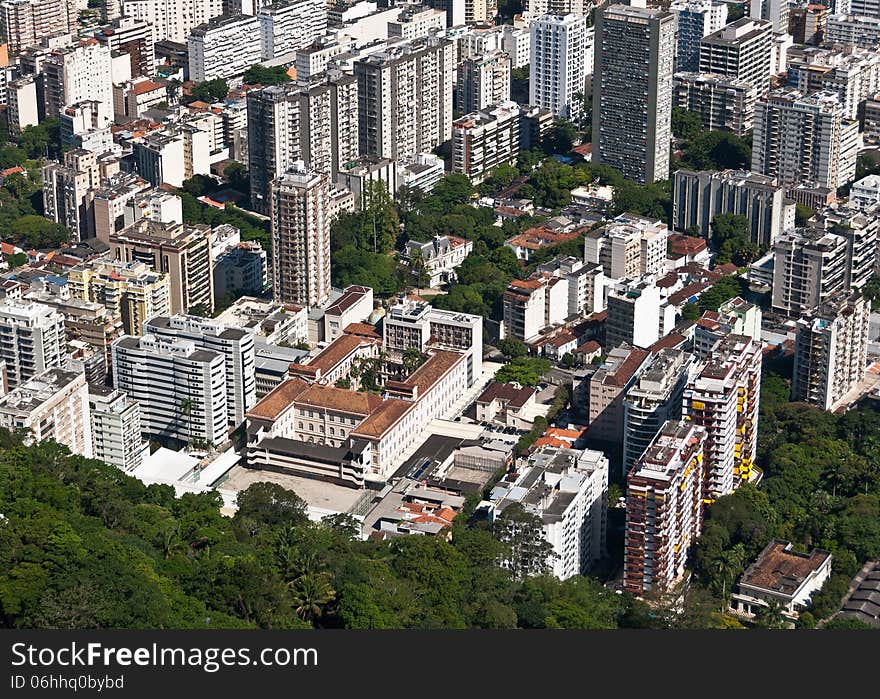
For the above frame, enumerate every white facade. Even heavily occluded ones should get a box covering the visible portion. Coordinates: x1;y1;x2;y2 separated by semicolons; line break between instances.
501;24;530;68
0;299;66;388
530;13;587;119
88;386;149;472
258;0;328;61
119;0;224;43
188;14;262;82
850;174;880;210
670;0;728;72
43;40;113;127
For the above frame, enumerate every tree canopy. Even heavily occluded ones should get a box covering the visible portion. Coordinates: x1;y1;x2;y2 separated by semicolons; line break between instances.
243;64;292;86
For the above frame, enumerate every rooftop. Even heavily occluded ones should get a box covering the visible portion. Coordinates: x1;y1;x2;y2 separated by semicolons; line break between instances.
739;540;832;597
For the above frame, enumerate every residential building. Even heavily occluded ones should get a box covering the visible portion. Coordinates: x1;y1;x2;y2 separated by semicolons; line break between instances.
387;6;445;40
606;278;675;349
451;100;520;184
456;50;510;113
6;74;39;133
322;285;374;343
730;540;832;620
213;241;268;301
118;0;224;43
792;291;870;411
95;16;155;77
42;149;103;242
530;13;588;120
787;47;880;121
670;0;728;72
258;0;328;61
133;127;210;188
42;39;113;127
111;333;228;444
0;0;71;54
88;385;148;472
503;277;547;342
752;88;859;190
404;234;474;289
501;24;530;68
475;381;537;429
588;344;652;445
850;173;880;209
0;298;65;388
825;13;880;49
188;14;261;82
683;334;762;499
396;152;445;193
672;72;757;135
270;165;331;308
213;296;308;347
672;169;788;245
247;75;359;215
583;213;669;280
592;3;676;184
144;315;256;426
748;0;789;33
624;420;706;595
92;173;152;243
699;17;773;95
355;36;455;163
771;227;848;316
108;219;214;316
811;206;878;291
68;258;171;336
693;296;762;359
622;349;695;475
487;445;609;579
0;368;92;456
383;297;483;385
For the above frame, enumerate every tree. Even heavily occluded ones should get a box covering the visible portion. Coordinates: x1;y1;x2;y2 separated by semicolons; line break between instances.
7;215;70;248
497;337;528;360
671;107;703;140
189;78;228;103
681;302;701;322
234;482;308;528
225;161;249;193
493;504;556;581
494;357;552;387
710;213;761;265
401;347;426;376
755;600;788;629
681;130;751;171
5;253;27;269
561;352;575;368
795;203;816;226
543;120;578;155
289;572;335;624
243;64;292;86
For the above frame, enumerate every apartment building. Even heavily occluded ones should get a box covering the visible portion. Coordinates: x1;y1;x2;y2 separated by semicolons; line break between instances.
487;446;609;579
0;298;65;388
270;166;331;308
451;100;520;184
354;36;455;163
119;0;224;43
622;348;695;476
503;277;548;342
771;227;848;317
0;369;92;457
96;17;155;77
624;420;706;595
188;14;261;82
752;88;859;190
825;14;880;49
133;126;210;188
144;315;256;427
108;219;214;316
670;0;728;72
456;50;510;113
748;0;788;33
583;213;669;280
672;72;757;135
592;3;675;184
88;385;148;472
42;39;113;127
530;13;588;120
501;24;530;68
42;149;103;242
810;206;878;291
111;333;228;445
68;258;170;336
850;173;880;209
699;17;772;95
606;278;675;350
588;344;652;445
387;6;445;40
672;169;788;245
258;0;328;61
792;291;870;411
321;284;374;344
0;0;71;54
683;333;762;499
7;74;38;133
787;47;880;121
693;296;762;359
383;297;483;384
247;75;358;215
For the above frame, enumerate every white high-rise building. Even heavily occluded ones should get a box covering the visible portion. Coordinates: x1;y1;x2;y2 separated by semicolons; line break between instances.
111;333;228;445
487;445;608;580
699;17;773;97
144;314;256;427
583;213;669;281
88;385;149;472
42;40;113;127
792;291;870;411
749;0;789;34
752;88;859;190
0;0;72;54
501;24;530;68
247;75;359;215
592;2;676;184
0;299;66;388
529;13;588;120
771;227;849;317
354;36;455;163
119;0;224;43
270;165;331;308
0;369;92;457
670;0;728;72
188;14;261;82
258;0;327;60
456;50;510;113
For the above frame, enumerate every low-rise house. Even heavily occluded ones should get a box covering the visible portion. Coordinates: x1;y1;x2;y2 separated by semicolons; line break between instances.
475;381;537;428
404;235;473;288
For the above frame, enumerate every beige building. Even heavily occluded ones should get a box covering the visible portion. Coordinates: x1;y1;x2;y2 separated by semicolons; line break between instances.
588;344;651;445
108;220;213;315
0;368;92;457
68;258;171;335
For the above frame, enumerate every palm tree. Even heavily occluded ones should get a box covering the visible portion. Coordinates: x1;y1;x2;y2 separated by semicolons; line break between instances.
756;600;787;629
178;397;193;445
711;544;745;610
401;347;425;376
289;572;335;624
